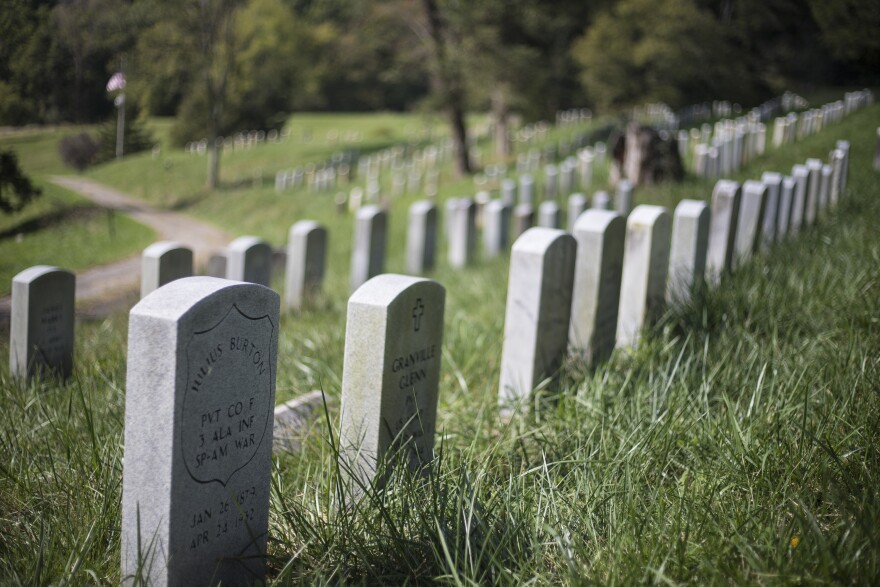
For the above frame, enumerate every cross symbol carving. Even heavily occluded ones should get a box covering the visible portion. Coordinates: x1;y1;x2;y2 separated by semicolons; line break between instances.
412;298;425;332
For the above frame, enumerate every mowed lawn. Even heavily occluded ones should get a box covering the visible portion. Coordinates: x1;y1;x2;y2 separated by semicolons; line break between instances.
0;102;877;583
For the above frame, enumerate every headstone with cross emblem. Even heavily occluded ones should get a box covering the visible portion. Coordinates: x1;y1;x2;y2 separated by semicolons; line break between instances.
339;274;445;490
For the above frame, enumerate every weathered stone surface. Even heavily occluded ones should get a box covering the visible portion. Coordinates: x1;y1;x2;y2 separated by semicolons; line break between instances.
483;200;512;258
226;236;272;287
667;200;709;304
122;277;279;587
448;199;477;268
616;205;671;348
499;228;576;405
141;242;193;299
339;275;445;487
789;165;808;235
350;205;387;292
9;266;75;380
705;180;741;284
759;172;783;251
285;221;327;310
777;176;795;239
804;159;822;226
569;211;624;365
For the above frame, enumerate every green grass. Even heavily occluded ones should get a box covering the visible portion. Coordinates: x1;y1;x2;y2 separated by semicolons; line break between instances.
0;180;156;296
0;100;877;583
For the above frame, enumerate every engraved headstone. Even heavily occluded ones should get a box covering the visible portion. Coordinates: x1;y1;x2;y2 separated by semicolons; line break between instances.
568;210;624;365
499;228;576;404
141;242;193;299
406;201;438;274
667;200;710;304
339;275;445;487
483;199;511;258
567;193;588;232
616;205;671;349
733;180;767;268
705;180;741;284
9;266;75;380
789;165;808;235
759;172;783;251
121;277;279;586
226;236;272;287
538;201;562;228
804;159;822;226
512;204;535;240
448;198;476;268
284;221;327;310
350;205;387;291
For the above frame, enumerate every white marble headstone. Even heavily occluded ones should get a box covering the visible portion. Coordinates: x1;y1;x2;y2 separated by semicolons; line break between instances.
285;221;327;310
226;236;272;287
141;242;193;299
667;200;709;304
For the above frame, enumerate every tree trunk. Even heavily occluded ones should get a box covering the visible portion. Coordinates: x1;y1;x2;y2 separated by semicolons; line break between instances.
491;86;510;158
421;0;471;177
207;139;220;190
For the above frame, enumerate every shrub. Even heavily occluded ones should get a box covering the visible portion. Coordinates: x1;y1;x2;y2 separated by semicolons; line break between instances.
0;150;42;214
58;133;100;171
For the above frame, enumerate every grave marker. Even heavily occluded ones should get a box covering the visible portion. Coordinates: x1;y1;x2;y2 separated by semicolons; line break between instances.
141;242;193;299
569;211;624;365
616;180;634;215
567;193;588;232
804;159;822;225
616;206;671;348
9;266;75;380
448;199;476;268
789;165;808;234
705;180;741;284
818;164;832;213
667;200;709;304
777;176;795;239
226;236;272;287
733;180;767;268
122;277;278;586
339;275;445;487
499;228;576;405
483;200;512;258
538;201;562;228
512;204;534;240
759;172;782;251
285;221;327;310
406;201;438;274
592;191;611;210
350;205;387;291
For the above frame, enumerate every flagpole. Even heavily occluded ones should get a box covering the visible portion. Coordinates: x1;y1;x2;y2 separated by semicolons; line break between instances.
116;94;125;160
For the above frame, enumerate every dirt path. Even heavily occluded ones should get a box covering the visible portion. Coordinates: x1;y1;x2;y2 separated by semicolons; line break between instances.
1;176;230;325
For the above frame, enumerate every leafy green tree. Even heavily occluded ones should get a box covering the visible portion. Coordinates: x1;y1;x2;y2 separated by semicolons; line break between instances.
0;150;41;214
808;0;880;75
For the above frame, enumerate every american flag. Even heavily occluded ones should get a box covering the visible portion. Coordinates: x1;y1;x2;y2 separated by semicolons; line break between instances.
106;72;126;92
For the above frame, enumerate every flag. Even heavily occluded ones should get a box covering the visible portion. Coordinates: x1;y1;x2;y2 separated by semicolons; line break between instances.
106;72;126;92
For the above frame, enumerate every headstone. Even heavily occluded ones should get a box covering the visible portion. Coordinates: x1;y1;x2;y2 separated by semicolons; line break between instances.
835;140;850;198
616;205;671;349
519;175;534;205
537;201;562;228
122;277;279;586
350;205;388;292
667;200;710;304
444;198;460;244
592;191;611;210
818;164;832;213
829;149;845;208
499;228;576;405
512;204;535;240
284;221;327;310
615;180;633;215
578;149;594;186
483;199;512;258
777;176;795;239
568;211;624;365
226;236;272;287
448;198;477;268
339;275;445;487
500;179;517;207
141;242;193;299
733;180;768;268
406;201;438;274
789;165;808;235
207;253;227;278
804;159;822;225
759;172;782;251
705;180;741;284
9;266;75;380
567;193;588;232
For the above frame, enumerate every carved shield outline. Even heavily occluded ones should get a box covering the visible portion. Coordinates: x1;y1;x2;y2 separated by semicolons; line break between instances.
182;303;274;487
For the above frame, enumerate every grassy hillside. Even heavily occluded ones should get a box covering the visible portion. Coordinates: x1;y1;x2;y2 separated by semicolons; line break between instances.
0;102;877;583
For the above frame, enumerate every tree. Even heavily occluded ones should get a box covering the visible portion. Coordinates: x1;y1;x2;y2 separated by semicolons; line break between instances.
0;151;41;214
808;0;880;76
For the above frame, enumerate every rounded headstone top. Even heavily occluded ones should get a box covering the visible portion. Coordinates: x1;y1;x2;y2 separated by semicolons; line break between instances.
290;220;323;236
573;209;622;233
228;235;269;252
143;241;189;257
628;204;669;225
12;265;73;284
131;276;278;321
512;227;574;254
350;273;443;307
674;199;709;218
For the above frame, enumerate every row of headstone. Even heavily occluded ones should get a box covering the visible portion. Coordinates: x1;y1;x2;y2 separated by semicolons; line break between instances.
496;139;851;407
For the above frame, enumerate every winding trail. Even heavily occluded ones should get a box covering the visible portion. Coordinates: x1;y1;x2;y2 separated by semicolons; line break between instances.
1;176;230;324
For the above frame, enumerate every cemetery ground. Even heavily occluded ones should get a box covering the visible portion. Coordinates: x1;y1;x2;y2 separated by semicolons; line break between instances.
0;102;879;583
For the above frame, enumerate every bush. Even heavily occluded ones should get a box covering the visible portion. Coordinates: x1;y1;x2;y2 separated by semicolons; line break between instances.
58;133;100;171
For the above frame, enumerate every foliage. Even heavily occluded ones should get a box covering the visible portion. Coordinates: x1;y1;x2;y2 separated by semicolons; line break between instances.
58;133;100;171
0;150;42;214
94;104;155;164
808;0;880;75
